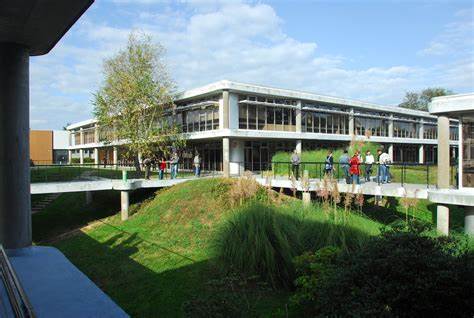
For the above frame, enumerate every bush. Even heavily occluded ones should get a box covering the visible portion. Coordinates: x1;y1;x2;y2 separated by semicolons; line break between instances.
293;225;474;317
213;203;374;289
70;157;94;164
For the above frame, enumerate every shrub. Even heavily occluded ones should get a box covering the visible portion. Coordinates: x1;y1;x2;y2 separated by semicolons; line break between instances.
213;203;374;289
293;226;474;317
70;157;94;164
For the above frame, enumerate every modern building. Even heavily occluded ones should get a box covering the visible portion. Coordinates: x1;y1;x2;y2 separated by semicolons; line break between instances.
67;80;459;175
30;130;69;165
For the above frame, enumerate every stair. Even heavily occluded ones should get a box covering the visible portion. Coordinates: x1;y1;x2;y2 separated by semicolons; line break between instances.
31;193;60;214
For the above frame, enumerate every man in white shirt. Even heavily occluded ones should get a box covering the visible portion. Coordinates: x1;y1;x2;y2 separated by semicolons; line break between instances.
377;149;391;183
364;150;375;182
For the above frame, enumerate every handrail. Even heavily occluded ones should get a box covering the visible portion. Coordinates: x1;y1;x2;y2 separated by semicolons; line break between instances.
0;245;35;318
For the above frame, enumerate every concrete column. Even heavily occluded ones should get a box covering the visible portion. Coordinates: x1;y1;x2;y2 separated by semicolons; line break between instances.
388;144;394;162
94;124;99;143
221;90;229;129
295;101;302;133
223;137;230;177
437;116;450;189
229;140;244;175
79;127;84;145
419;145;424;164
388;115;394;138
113;146;118;167
79;149;84;164
94;148;99;165
349;108;354;135
68;149;72;164
437;204;449;235
228;92;239;129
465;206;474;235
419;121;424;139
121;191;129;221
296;140;302;154
0;43;31;249
85;191;93;205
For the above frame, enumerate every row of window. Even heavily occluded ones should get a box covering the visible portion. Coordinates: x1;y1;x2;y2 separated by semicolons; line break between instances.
303;112;349;134
239;104;297;131
355;117;389;137
181;107;219;132
393;121;419;139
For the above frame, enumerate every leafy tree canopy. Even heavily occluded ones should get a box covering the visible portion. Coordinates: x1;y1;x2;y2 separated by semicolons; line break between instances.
93;32;185;159
399;87;453;111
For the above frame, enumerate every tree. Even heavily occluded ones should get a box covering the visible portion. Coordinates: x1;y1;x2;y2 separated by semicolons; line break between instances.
93;32;185;169
399;88;453;111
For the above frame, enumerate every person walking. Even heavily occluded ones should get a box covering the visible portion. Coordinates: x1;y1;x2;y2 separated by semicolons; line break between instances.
364;150;375;182
290;149;301;180
339;150;350;184
143;157;152;180
377;149;391;183
325;150;334;178
349;151;361;185
170;152;179;179
159;157;166;180
193;152;201;177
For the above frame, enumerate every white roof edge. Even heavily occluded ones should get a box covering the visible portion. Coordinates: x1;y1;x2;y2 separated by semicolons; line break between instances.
429;93;474;116
66;118;97;130
177;80;436;119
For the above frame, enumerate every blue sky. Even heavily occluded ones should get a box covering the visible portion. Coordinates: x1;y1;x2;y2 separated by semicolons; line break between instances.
30;0;474;129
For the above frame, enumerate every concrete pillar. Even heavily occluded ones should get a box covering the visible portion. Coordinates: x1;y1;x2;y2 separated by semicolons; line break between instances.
419;144;424;164
79;149;84;164
85;191;93;205
221;90;229;129
79;127;84;145
437;116;450;189
419;121;424;139
388;115;394;138
388;144;394;162
113;146;118;167
302;192;311;207
0;43;31;249
68;149;72;164
465;206;474;235
228;92;239;129
295;101;302;133
437;205;449;235
229;140;244;175
296;140;302;154
223;137;230;177
349;108;354;135
94;124;99;143
94;148;99;165
121;191;129;221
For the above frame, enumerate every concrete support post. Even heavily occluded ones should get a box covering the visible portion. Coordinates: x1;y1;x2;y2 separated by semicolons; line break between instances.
302;192;311;207
388;144;394;162
0;43;31;249
222;90;229;129
79;149;84;164
296;140;302;154
349;108;354;135
121;191;129;221
437;205;449;235
94;124;99;143
419;145;424;164
94;148;99;165
388;115;394;138
113;146;118;168
419;121;424;140
85;191;93;205
68;150;72;164
80;127;84;145
437;116;450;189
295;101;302;133
229;140;244;176
465;206;474;235
223;137;230;177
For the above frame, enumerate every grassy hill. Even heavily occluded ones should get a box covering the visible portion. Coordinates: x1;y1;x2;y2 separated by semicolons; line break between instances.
41;177;467;317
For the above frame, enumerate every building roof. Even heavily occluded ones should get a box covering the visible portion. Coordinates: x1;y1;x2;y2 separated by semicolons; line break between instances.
429;93;474;117
0;0;94;56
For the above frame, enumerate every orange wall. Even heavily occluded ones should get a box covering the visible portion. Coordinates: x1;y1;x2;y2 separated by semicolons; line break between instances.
30;130;53;164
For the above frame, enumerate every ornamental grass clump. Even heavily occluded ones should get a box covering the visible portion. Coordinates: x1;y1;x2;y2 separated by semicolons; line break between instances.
228;171;259;206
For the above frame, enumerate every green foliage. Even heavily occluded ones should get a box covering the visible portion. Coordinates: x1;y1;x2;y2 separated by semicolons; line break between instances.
293;224;474;317
399;87;453;111
70;157;94;164
93;32;185;158
213;202;378;289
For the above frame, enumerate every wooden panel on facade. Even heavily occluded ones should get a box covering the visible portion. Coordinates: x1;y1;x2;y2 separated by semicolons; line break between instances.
30;130;53;165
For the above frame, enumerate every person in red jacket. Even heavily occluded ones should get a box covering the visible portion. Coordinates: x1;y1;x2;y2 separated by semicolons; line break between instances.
349;151;361;185
159;157;167;180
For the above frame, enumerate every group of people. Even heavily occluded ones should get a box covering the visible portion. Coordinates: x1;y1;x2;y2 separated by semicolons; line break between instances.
290;148;392;185
142;152;202;180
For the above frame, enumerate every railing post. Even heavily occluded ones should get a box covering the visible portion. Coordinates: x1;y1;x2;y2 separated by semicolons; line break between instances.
426;164;429;189
122;170;127;182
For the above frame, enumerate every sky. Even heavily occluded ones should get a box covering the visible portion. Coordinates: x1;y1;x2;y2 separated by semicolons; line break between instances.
30;0;474;129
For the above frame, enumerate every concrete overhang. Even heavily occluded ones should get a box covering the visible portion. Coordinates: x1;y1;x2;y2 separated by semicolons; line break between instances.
428;188;474;207
0;0;94;56
429;93;474;118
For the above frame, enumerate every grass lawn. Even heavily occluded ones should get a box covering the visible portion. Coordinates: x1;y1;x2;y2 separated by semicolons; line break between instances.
36;178;467;317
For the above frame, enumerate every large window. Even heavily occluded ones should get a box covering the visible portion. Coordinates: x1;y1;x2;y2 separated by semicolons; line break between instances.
239;104;296;131
393;120;419;138
355;117;389;137
450;126;459;140
423;123;437;139
182;107;219;133
462;116;474;187
302;111;349;134
83;128;95;144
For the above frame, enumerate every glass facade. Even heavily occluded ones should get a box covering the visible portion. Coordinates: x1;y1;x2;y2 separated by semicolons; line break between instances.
450;126;459;140
181;107;219;132
239;104;296;131
302;111;349;134
462;116;474;187
423;123;437;139
393;120;419;139
355;116;389;137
